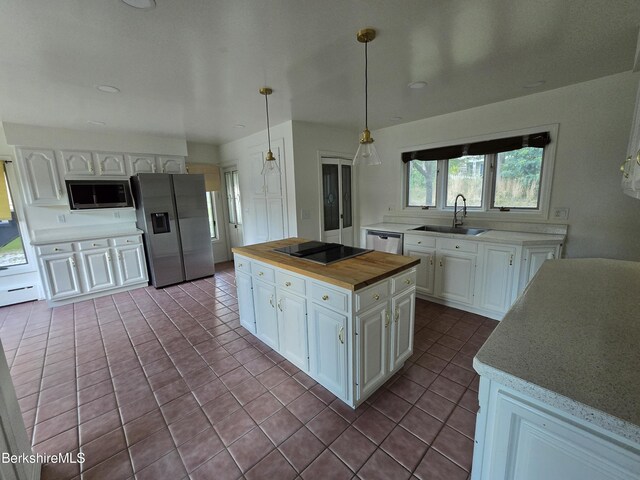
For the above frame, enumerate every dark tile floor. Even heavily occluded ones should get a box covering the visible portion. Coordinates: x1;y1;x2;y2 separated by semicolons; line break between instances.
0;261;497;480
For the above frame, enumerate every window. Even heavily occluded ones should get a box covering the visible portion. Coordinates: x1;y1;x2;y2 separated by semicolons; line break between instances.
224;170;242;225
403;130;552;214
205;191;218;239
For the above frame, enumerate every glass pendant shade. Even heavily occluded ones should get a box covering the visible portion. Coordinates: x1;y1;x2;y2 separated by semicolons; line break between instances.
354;129;381;166
261;150;281;176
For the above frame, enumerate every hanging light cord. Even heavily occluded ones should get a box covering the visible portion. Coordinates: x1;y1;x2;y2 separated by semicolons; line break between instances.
364;40;368;131
265;93;272;152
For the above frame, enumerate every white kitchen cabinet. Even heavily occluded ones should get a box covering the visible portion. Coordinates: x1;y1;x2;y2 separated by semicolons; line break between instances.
390;287;415;372
40;253;83;300
94;153;127;176
158;156;185;174
308;303;348;400
356;302;389;400
519;245;559;292
472;377;640;480
622;79;640;199
36;234;148;305
60;151;127;177
405;246;436;295
236;271;256;333
17;148;65;205
80;248;118;292
253;279;279;350
277;290;308;371
59;150;95;176
127;155;157;174
477;244;519;315
436;250;476;305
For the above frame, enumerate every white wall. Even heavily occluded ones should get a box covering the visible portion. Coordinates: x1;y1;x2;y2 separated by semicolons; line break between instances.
186;141;229;264
357;72;640;261
291;121;356;240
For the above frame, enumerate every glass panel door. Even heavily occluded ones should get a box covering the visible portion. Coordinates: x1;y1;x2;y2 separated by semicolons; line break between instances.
321;158;353;246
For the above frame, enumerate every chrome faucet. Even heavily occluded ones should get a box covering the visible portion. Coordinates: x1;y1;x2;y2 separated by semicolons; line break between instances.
453;194;467;227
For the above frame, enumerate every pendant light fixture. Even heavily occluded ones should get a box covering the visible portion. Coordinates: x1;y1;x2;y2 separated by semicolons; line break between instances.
260;87;281;176
354;28;381;166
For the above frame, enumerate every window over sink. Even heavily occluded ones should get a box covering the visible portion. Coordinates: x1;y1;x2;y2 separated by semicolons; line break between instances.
403;126;557;218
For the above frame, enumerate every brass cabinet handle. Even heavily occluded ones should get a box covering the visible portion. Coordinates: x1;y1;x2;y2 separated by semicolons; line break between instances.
395;307;400;323
285;281;292;287
277;299;283;311
269;295;274;308
385;310;390;328
455;245;460;249
322;294;329;301
338;326;344;344
509;254;513;266
54;248;61;252
404;278;412;285
70;257;76;267
621;156;632;178
637;150;640;166
373;293;380;300
258;271;264;276
440;260;444;268
429;257;434;266
417;241;422;244
238;263;243;267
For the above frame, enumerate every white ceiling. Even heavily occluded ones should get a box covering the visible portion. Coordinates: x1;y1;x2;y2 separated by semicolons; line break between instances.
0;0;638;144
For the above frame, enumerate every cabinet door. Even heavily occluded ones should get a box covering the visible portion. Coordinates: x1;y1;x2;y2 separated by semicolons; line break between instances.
266;197;285;241
356;302;388;401
158;156;185;174
128;155;157;174
19;148;64;205
277;291;308;371
95;153;127;176
405;247;435;295
253;199;269;243
40;254;83;300
390;288;415;372
114;245;148;286
60;150;94;176
436;252;476;305
236;272;255;334
80;249;117;293
308;304;348;399
520;246;558;292
253;279;279;350
478;244;518;314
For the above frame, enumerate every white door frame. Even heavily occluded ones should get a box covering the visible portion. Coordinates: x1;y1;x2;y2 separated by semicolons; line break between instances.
317;152;356;246
222;165;243;259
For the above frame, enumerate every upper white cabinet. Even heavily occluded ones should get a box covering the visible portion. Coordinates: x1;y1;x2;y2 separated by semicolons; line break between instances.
158;156;186;174
60;151;127;177
127;155;157;174
94;153;127;176
17;148;65;205
622;81;640;199
60;150;94;176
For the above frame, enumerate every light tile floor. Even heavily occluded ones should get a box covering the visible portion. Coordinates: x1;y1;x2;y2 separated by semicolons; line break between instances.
0;261;497;480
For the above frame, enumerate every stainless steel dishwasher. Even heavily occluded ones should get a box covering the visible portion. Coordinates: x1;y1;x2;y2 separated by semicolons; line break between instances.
365;230;403;254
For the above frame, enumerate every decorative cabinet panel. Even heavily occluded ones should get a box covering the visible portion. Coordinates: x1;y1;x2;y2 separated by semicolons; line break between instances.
60;150;95;176
36;234;148;305
17;148;65;205
127;155;157;174
477;244;519;315
94;153;127;176
436;251;476;305
234;253;417;408
158;156;185;174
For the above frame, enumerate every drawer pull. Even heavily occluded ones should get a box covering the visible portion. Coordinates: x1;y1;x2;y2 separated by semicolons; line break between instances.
417;241;422;244
238;263;243;267
277;299;283;311
54;248;61;252
372;293;380;300
455;245;460;249
269;295;274;308
258;271;264;276
92;243;98;247
404;279;412;285
285;281;292;287
126;240;133;243
322;294;329;301
338;327;344;344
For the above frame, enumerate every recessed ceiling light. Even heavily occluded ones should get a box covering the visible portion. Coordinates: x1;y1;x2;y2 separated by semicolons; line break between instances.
96;85;120;93
87;120;106;126
408;81;428;89
233;124;246;129
523;80;546;89
121;0;156;9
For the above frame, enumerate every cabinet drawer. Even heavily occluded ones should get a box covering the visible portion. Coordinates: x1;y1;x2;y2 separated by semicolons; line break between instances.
37;242;73;255
251;262;275;283
392;268;417;294
77;239;110;250
437;238;478;254
234;255;251;274
355;281;389;312
276;270;306;296
404;234;436;248
311;283;349;312
111;235;142;247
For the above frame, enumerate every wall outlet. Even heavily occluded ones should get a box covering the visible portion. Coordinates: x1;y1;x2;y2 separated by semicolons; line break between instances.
552;207;569;220
57;214;66;224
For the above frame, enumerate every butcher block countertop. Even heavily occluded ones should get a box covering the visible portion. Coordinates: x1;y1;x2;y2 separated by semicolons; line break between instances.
232;238;420;291
474;258;640;443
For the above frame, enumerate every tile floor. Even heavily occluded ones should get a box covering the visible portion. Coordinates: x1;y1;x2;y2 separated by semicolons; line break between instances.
0;261;497;480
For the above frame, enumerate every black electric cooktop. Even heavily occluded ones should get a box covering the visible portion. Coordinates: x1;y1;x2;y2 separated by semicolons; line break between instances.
273;241;372;265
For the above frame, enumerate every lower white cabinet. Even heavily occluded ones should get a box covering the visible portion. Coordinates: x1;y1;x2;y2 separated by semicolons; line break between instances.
37;234;148;305
436;250;476;305
308;303;348;400
234;253;417;408
472;377;640;480
519;245;559;290
476;244;518;315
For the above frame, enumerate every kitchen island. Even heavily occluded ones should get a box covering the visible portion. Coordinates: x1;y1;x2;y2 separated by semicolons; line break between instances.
471;259;640;480
233;238;420;407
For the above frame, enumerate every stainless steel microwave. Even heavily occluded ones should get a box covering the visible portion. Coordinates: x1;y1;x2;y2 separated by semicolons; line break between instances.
66;179;134;210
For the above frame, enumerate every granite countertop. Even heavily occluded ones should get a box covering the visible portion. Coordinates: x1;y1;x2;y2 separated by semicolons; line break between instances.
474;258;640;443
363;222;565;246
232;238;419;291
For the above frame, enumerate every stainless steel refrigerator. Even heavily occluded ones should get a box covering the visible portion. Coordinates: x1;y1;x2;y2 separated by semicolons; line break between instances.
131;173;215;288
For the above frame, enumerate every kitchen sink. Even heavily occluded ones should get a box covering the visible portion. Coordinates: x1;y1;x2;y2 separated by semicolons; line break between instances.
411;225;488;235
